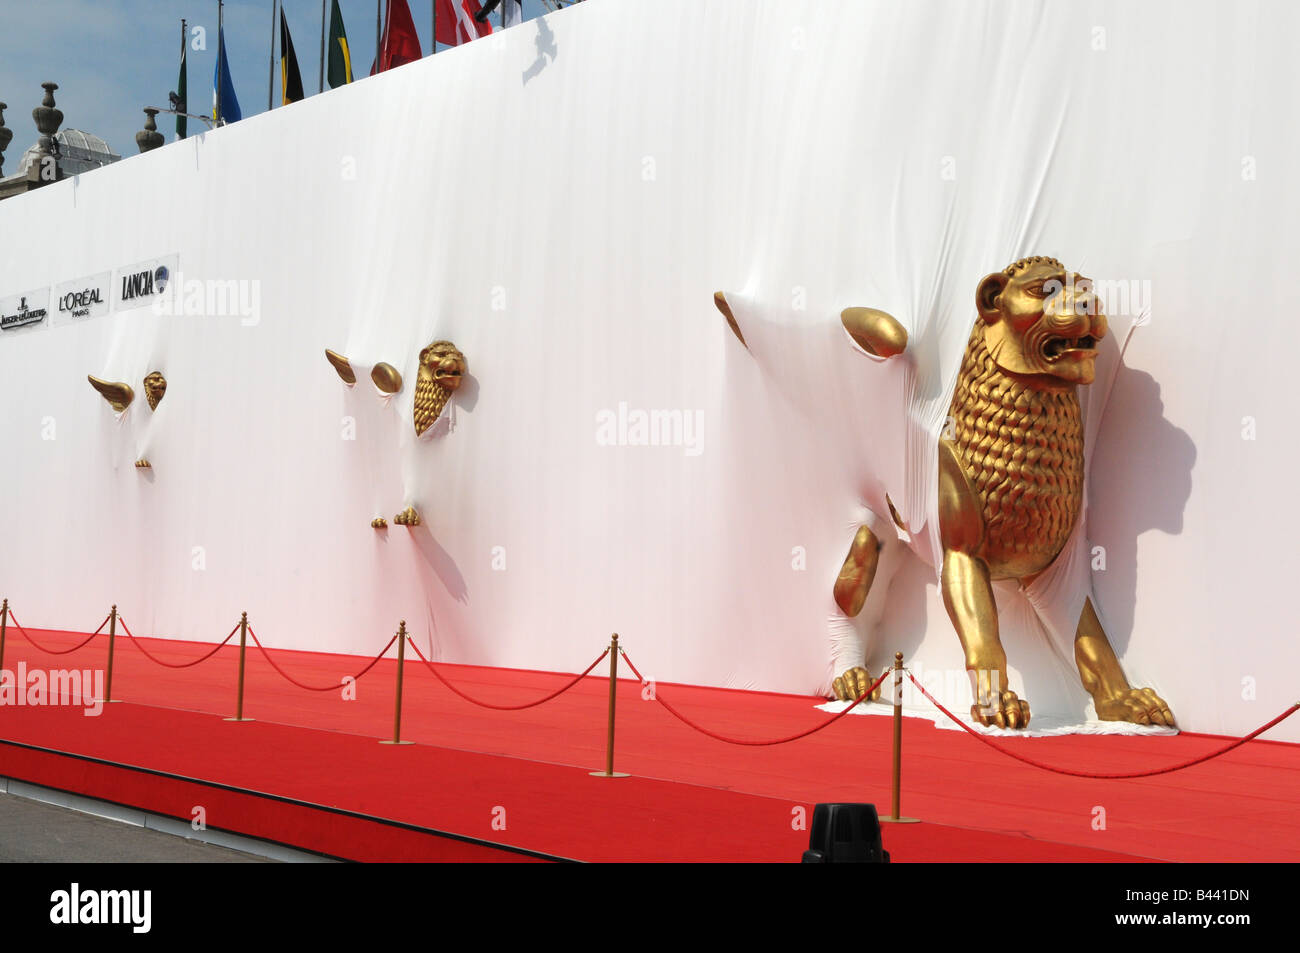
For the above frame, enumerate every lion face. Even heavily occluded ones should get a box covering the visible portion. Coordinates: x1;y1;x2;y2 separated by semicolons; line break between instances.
418;341;466;391
976;257;1107;386
143;371;167;411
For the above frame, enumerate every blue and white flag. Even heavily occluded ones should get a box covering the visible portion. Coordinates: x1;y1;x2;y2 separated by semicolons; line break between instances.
212;26;242;124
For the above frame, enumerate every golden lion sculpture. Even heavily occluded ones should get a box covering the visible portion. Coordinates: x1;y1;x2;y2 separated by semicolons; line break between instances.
323;340;467;528
720;257;1174;729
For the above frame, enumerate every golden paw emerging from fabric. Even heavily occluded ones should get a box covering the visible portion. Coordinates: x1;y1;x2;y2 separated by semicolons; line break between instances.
971;690;1031;729
393;506;420;527
1095;687;1175;727
832;666;885;702
134;459;151;469
371;517;388;529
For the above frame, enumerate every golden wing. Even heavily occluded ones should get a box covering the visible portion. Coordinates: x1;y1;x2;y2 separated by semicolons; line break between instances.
87;375;134;412
324;349;357;385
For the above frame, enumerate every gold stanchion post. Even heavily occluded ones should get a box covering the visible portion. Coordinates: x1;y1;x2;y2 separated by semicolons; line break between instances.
590;633;629;778
224;612;254;722
0;598;8;677
103;604;122;703
380;620;413;745
881;651;918;823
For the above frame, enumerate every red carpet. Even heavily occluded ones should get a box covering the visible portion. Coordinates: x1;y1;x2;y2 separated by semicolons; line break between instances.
1;624;1297;862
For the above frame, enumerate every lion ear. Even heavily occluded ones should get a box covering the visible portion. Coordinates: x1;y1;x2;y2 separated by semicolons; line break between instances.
976;273;1008;323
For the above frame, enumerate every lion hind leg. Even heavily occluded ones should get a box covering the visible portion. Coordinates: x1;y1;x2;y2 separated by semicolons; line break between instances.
831;524;890;702
1075;598;1175;726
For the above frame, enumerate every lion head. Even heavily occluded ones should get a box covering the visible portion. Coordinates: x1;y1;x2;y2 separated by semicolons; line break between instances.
143;371;167;411
975;256;1107;387
413;340;467;436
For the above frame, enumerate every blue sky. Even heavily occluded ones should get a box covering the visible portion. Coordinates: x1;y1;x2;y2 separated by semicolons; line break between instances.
0;1;551;166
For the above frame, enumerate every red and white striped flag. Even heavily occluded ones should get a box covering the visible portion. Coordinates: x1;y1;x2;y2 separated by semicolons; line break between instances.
436;0;493;47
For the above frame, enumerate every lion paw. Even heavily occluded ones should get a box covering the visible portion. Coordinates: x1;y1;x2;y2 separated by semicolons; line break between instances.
1096;687;1175;727
971;690;1031;729
832;666;885;702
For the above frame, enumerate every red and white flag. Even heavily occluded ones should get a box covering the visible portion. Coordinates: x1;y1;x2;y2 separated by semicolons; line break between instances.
437;0;493;47
370;0;423;74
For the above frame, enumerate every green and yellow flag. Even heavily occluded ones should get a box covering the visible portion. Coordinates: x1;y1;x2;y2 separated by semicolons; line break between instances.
280;8;305;105
176;35;187;138
327;0;353;89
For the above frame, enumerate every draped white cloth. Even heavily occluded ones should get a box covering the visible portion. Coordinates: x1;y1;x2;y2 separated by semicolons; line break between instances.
0;0;1296;740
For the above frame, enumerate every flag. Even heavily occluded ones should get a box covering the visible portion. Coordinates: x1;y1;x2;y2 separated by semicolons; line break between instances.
327;0;353;88
176;40;187;138
436;0;493;47
370;0;422;75
280;8;305;104
213;26;242;123
476;0;521;27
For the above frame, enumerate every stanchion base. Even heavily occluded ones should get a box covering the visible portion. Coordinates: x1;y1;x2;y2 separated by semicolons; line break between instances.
97;699;123;704
379;740;414;745
588;771;630;778
222;717;255;722
879;816;921;824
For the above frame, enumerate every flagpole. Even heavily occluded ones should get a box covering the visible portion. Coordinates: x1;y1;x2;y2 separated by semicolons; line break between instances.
216;0;224;125
319;0;327;93
179;18;187;139
268;0;275;109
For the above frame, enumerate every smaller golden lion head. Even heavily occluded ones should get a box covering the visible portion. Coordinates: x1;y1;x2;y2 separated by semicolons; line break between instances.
143;371;167;411
414;341;467;436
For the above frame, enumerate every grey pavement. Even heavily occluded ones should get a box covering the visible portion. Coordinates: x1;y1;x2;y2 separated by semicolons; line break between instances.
0;792;274;863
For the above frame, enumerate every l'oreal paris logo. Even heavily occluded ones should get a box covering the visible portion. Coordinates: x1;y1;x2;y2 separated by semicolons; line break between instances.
58;287;103;316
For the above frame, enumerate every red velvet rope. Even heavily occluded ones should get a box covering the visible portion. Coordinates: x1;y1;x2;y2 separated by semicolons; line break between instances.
621;650;893;746
405;636;610;711
118;617;240;669
6;610;110;656
247;626;398;692
904;670;1300;779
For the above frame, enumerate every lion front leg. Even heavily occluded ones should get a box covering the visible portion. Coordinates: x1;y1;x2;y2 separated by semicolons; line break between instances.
1075;598;1175;726
941;550;1030;729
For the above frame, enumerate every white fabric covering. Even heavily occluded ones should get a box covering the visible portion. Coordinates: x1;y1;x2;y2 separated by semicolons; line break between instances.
0;0;1296;741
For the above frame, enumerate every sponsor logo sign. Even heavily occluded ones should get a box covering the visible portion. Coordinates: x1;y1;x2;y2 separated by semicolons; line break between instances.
51;271;112;325
113;254;179;312
0;287;51;333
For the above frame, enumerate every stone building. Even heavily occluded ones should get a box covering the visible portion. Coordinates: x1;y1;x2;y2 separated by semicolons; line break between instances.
0;82;122;203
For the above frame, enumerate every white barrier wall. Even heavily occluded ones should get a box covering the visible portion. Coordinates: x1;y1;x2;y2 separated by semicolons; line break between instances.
1;0;1296;740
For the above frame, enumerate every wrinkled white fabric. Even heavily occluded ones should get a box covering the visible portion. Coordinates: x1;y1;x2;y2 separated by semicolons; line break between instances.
0;0;1296;740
